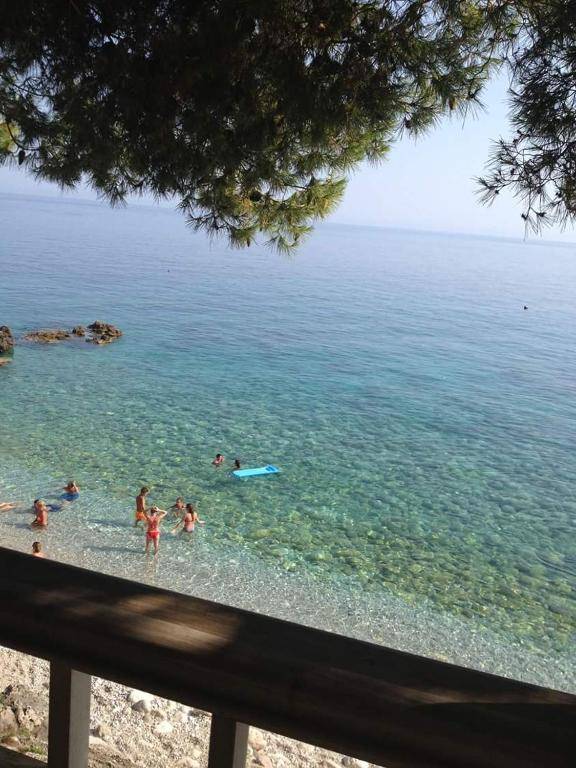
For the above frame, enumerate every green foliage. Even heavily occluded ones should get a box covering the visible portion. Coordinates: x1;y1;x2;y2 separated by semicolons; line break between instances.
0;1;541;248
478;1;576;234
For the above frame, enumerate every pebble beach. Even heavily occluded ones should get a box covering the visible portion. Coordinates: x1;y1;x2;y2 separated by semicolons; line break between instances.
0;646;374;768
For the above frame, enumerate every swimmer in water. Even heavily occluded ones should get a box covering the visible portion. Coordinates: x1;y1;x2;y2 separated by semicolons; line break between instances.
135;486;150;527
31;541;44;558
63;480;80;495
233;458;241;470
172;503;204;534
212;453;225;467
170;497;186;517
144;506;167;555
31;500;48;528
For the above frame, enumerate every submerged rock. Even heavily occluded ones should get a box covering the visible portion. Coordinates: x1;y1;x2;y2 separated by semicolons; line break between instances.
0;359;11;367
24;328;71;344
86;321;122;345
0;326;14;354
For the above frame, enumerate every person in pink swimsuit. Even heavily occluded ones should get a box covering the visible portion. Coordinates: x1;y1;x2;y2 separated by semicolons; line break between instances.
172;503;204;535
31;500;48;528
143;506;167;555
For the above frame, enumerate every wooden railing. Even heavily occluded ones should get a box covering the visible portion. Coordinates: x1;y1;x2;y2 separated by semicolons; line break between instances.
0;547;574;768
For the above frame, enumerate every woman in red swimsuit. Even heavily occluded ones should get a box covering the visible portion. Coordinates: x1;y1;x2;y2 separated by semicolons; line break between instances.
143;506;167;555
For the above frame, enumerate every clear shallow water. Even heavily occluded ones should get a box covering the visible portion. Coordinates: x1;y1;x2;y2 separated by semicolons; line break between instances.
0;193;575;690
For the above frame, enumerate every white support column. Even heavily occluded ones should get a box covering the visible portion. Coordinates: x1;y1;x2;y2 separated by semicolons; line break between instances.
48;662;91;768
207;716;249;768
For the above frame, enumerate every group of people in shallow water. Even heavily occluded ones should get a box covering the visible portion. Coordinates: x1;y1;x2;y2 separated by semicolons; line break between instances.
1;453;239;559
31;481;80;528
134;488;204;555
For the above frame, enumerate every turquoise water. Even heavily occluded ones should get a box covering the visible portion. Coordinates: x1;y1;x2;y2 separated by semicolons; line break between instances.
1;193;575;690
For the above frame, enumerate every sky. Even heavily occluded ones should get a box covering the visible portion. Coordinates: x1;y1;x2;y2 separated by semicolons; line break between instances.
1;74;575;243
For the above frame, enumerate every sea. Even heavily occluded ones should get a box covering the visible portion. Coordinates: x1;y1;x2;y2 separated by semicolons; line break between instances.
0;192;574;691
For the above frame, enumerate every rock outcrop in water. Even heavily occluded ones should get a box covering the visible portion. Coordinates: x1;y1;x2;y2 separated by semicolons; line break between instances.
86;321;122;345
0;326;14;354
22;322;122;346
24;328;71;344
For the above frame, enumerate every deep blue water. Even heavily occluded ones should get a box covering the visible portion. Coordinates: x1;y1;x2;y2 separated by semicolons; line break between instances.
0;193;574;689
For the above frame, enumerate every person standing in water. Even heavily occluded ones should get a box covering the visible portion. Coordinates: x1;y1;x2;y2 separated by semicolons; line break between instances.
31;500;48;528
135;486;150;527
170;497;185;518
212;453;225;467
143;506;167;555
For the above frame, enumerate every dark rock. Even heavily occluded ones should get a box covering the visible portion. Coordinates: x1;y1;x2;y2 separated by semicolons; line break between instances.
86;321;122;345
0;326;14;354
24;328;71;344
72;325;86;337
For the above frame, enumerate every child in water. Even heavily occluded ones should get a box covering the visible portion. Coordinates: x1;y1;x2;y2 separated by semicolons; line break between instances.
171;497;186;517
212;453;225;467
31;541;44;558
31;500;48;528
134;486;150;527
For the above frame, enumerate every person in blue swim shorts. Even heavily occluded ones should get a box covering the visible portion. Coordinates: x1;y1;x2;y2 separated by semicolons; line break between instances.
62;480;80;500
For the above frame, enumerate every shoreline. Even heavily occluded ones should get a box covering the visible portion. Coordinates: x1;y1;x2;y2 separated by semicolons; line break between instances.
0;495;574;695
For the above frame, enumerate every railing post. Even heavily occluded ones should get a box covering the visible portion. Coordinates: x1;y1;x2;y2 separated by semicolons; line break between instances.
48;662;91;768
207;715;249;768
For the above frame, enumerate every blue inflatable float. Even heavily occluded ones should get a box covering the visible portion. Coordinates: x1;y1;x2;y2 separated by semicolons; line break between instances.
233;465;280;479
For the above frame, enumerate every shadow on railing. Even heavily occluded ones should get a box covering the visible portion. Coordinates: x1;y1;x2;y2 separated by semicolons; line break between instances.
0;546;574;768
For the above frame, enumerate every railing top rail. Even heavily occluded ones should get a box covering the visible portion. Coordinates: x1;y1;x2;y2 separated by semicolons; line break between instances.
0;547;573;768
